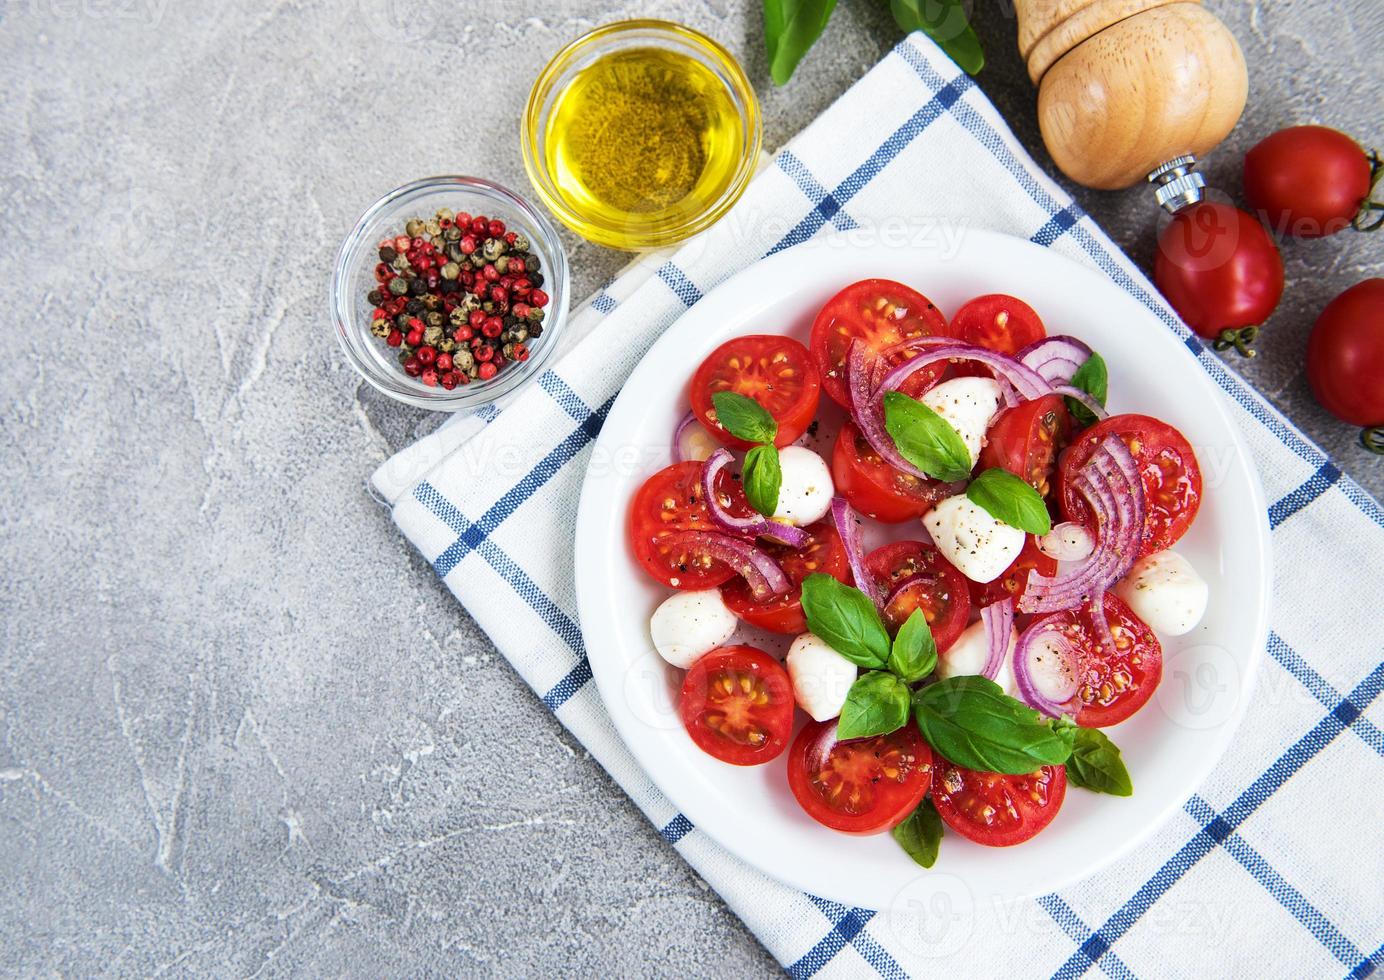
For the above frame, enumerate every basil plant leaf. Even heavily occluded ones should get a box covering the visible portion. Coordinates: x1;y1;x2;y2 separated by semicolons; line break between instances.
800;574;891;669
837;671;911;741
710;390;778;445
966;467;1052;536
888;0;984;75
892;797;944;869
763;0;839;85
742;444;782;517
1066;352;1108;427
912;676;1074;775
888;608;938;684
1064;725;1134;796
882;391;972;483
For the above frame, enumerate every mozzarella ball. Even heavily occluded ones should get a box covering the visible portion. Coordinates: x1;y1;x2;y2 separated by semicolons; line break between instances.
772;446;834;526
920;377;1002;468
936;617;1019;697
786;632;859;722
1114;550;1209;636
650;590;738;669
923;494;1026;584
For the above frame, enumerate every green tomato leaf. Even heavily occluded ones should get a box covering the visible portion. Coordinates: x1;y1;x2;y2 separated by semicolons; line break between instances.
1062;723;1133;796
1066;352;1108;427
800;574;891;669
912;676;1075;775
763;0;839;85
882;390;973;483
837;671;911;740
710;390;778;445
888;608;938;684
892;797;944;868
966;467;1052;536
742;444;782;517
888;0;984;75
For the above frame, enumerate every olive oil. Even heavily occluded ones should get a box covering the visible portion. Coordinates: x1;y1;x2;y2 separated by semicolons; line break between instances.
542;46;747;248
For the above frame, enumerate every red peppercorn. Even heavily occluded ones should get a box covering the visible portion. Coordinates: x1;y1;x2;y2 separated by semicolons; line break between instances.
403;355;422;377
478;361;498;380
456;326;474;341
459;234;478;254
475;345;494;362
530;289;549;308
436;353;453;372
417;345;437;367
512;278;532;296
439;217;452;229
372;307;388;319
513;343;530;361
511;302;531;320
456;212;471;226
482;264;500;283
489;285;508;305
375;263;390;281
470;216;487;234
407;317;424;330
439;371;459;390
504;231;517;245
487;219;505;238
394;236;411;252
421;368;439;387
468;309;486;327
509;257;525;274
482;316;503;338
386;330;403;347
406;328;424;346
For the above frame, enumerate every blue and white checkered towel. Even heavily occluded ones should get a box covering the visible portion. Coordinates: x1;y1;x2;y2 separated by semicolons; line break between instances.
370;34;1384;978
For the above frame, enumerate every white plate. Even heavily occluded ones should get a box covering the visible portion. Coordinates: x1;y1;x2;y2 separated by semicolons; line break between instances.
573;231;1270;911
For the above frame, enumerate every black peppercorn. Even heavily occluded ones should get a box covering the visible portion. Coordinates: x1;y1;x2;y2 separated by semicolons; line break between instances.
367;289;383;306
379;246;398;263
408;278;426;296
529;272;544;288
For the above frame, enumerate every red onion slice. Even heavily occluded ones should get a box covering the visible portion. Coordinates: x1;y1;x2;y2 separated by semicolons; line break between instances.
847;342;929;481
1053;384;1110;422
979;599;1014;680
1085;593;1118;662
1038;522;1095;562
672;411;716;462
831;496;881;608
665;530;790;601
700;450;811;548
877;342;1052;402
885;570;944;608
1017;335;1094;386
1013;614;1083;718
1018;435;1145;614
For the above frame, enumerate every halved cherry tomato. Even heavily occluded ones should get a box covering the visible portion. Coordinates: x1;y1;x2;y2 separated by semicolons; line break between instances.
1057;414;1202;558
969;536;1057;608
1041;592;1163;728
948;293;1047;355
831;421;953;523
978;393;1071;496
866;541;970;651
931;756;1066;846
690;335;820;449
722;520;849;634
810;279;949;408
679;646;794;766
627;461;754;590
787;719;933;833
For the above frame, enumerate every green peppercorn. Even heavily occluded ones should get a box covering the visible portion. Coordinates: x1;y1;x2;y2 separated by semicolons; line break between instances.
438;337;457;353
398;349;413;366
469;253;487;269
453;348;476;373
441;262;460;280
388;277;409;296
447;244;463;261
482;238;504;261
513;327;529;342
405;218;424;238
391;255;411;272
448;308;466;327
426;312;444;329
444;227;461;243
424;220;441;238
421;295;441;313
436;207;454;222
525;306;544;323
494;256;509;274
370;318;391;339
423;324;444;346
482;301;494;313
395;313;411;328
512;234;530;252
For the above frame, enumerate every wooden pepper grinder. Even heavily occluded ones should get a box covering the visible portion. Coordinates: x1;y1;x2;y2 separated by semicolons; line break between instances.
1015;0;1248;206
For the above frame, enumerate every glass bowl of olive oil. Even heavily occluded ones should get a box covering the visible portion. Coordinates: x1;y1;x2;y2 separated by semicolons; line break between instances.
522;20;762;251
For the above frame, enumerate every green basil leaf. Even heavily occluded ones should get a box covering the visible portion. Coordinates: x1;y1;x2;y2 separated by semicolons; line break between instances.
800;574;891;669
912;676;1074;775
742;444;782;517
966;467;1052;536
892;797;944;869
710;390;778;445
1066;352;1108;427
763;0;839;85
888;0;984;75
1063;724;1133;796
888;608;937;684
837;671;911;740
882;391;972;483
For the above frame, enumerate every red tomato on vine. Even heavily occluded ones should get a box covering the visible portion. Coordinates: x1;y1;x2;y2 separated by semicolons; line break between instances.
1305;279;1384;452
1244;126;1383;238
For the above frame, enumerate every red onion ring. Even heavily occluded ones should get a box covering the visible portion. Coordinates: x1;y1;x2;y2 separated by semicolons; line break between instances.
700;450;810;548
979;599;1014;680
1053;384;1110;422
672;411;715;462
1038;522;1095;562
1085;593;1118;662
847;342;929;481
665;530;790;601
1017;435;1145;614
877;342;1052;402
1013;613;1083;718
1016;335;1094;386
831;496;881;609
885;570;943;608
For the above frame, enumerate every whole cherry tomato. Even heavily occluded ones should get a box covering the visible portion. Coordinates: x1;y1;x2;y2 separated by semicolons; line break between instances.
1153;201;1284;356
1243;126;1381;238
1305;279;1384;451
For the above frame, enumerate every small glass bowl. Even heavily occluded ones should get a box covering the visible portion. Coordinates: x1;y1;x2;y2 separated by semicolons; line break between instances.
522;19;761;250
330;176;570;411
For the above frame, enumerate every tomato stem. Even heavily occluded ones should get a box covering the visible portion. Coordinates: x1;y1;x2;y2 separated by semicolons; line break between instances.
1362;427;1384;455
1355;150;1384;232
1212;326;1259;358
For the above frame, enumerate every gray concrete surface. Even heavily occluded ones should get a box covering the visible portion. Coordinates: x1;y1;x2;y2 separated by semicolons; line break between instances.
1;0;1379;976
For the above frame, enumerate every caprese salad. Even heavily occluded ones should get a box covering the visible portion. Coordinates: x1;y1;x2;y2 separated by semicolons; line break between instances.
629;280;1207;864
